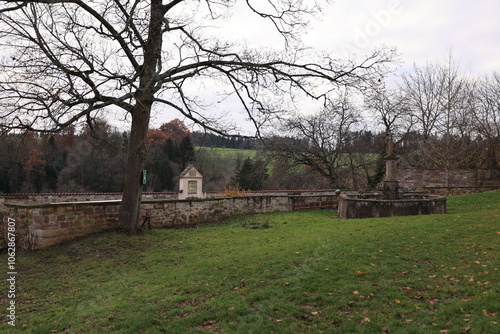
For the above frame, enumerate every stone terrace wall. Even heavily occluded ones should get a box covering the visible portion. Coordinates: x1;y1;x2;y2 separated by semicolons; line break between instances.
1;193;340;250
290;195;338;210
140;196;292;228
2;201;121;249
398;168;500;189
423;186;500;196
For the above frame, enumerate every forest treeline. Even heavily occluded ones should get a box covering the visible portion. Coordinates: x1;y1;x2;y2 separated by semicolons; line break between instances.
0;119;385;193
1;121;496;193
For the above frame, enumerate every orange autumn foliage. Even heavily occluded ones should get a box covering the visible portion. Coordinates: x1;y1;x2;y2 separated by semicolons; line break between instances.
147;129;170;147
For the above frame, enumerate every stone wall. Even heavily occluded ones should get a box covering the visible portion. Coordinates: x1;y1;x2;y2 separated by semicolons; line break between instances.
398;168;500;189
2;201;121;249
1;193;340;250
290;195;338;210
139;196;293;228
338;193;447;219
424;186;500;196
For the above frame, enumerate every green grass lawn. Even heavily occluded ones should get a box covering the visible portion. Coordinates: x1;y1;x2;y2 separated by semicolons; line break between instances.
2;191;499;333
195;147;257;160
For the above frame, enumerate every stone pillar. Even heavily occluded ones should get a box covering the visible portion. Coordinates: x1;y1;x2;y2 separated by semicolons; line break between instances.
383;156;399;200
385;157;398;181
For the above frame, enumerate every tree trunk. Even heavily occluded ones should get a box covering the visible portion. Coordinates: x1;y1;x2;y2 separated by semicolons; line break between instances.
119;106;151;233
119;0;164;233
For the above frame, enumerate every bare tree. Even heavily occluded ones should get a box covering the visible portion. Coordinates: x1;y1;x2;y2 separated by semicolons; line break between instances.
267;93;361;188
0;0;395;233
402;62;445;141
365;81;411;134
474;72;500;168
402;55;478;173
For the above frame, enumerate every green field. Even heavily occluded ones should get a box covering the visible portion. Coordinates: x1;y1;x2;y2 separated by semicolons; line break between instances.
194;147;259;177
195;147;257;159
1;191;499;333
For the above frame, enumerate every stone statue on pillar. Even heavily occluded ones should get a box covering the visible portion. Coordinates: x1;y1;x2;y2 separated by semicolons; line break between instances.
385;130;396;158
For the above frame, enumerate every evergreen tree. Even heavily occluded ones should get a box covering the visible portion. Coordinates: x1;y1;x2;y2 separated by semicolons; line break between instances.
163;138;179;163
233;158;268;191
178;136;195;170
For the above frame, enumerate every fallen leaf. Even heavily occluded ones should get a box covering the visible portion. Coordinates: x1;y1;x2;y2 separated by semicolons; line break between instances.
483;310;497;317
359;317;371;325
198;320;217;330
356;271;366;275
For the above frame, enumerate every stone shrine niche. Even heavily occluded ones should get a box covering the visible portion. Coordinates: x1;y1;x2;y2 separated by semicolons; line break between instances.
178;165;204;199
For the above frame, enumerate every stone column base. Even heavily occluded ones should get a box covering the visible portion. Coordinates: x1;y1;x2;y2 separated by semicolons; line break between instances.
383;180;399;200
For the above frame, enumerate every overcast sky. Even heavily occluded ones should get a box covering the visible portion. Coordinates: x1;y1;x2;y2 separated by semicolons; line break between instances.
152;0;500;132
158;0;499;133
305;0;500;74
149;0;500;131
226;0;500;73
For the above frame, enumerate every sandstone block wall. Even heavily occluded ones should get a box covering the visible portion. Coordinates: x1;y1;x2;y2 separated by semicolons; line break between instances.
338;194;447;219
2;193;339;250
3;201;121;249
291;195;338;210
398;168;500;189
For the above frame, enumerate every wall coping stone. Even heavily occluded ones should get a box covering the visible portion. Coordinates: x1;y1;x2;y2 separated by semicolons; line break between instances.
3;194;305;209
338;193;446;203
4;200;122;209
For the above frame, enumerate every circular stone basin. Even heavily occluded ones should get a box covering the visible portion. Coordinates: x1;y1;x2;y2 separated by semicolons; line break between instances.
337;192;447;219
